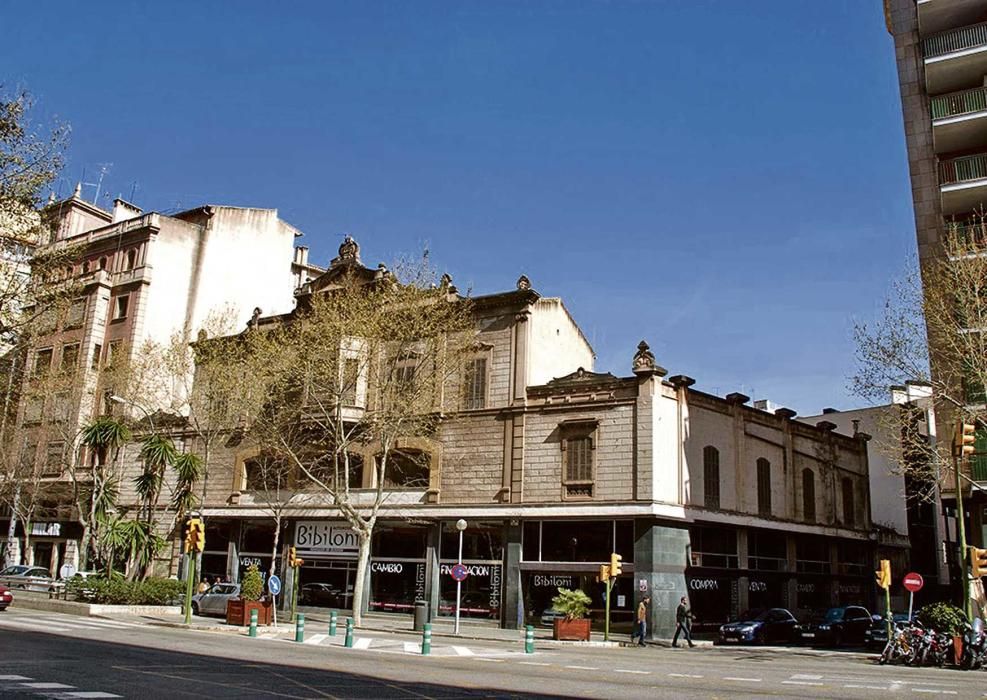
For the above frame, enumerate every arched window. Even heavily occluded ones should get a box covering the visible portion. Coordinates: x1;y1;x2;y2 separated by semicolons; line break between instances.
802;469;816;522
756;458;771;516
703;446;720;509
842;477;855;526
98;256;108;271
125;249;138;270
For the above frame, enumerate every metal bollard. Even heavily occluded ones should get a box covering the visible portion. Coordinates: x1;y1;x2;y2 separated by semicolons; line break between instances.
421;622;431;655
525;625;534;654
344;618;354;648
295;613;305;643
248;608;258;638
329;610;338;636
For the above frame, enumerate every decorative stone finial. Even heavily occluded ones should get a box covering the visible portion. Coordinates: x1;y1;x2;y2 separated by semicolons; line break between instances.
632;340;667;377
46;191;56;205
338;235;359;262
440;273;452;288
197;328;208;343
517;274;531;291
73;182;82;198
250;307;262;329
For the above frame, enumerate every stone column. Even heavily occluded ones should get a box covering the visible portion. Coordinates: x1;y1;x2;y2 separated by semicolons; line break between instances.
427;523;441;620
786;535;798;609
736;529;749;615
634;520;689;639
503;521;522;629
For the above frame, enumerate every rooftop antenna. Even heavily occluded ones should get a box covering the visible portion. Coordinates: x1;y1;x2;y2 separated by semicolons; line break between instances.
129;181;139;202
81;163;112;205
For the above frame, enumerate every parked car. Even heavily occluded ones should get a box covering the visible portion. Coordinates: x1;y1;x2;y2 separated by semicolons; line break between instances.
299;583;344;607
864;613;913;649
718;608;799;645
0;565;53;590
540;607;566;627
796;606;873;647
191;583;241;616
0;585;12;610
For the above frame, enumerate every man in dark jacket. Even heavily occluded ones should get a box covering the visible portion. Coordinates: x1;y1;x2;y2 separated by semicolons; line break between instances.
672;596;696;648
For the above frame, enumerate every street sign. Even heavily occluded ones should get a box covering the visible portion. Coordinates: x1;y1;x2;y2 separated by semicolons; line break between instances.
268;574;282;596
450;563;468;582
59;563;76;579
903;572;924;593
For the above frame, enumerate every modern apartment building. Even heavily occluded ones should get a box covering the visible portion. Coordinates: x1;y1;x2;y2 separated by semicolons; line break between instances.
1;187;314;570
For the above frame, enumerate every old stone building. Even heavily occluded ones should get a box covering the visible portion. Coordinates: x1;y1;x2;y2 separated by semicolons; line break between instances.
144;237;886;638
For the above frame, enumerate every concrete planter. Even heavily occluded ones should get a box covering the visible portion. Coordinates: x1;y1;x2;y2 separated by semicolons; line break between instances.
13;593;181;617
553;618;591;641
226;599;272;626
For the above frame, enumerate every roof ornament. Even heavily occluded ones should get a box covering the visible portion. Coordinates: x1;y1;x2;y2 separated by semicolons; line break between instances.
331;235;361;268
73;182;82;198
197;328;208;343
517;274;531;291
632;340;667;377
250;307;262;329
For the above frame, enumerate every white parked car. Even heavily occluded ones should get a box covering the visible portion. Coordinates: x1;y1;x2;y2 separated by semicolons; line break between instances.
191;583;241;616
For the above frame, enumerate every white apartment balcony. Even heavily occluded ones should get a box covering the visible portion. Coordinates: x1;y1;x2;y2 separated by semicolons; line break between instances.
924;21;987;94
939;153;987;214
932;87;987;153
918;0;987;38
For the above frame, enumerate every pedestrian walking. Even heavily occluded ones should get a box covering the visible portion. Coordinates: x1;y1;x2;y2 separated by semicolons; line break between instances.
632;597;649;646
672;596;696;648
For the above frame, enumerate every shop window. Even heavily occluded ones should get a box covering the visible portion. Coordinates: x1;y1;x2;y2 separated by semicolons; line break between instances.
440;520;504;561
795;537;829;574
372;523;428;558
749;530;787;571
33;348;53;378
60;343;79;374
204;520;235;554
841;478;855;527
382;449;429;488
239;521;275;555
560;420;597;499
756;458;772;516
522;521;541;561
836;539;868;576
540;520;614;562
463;357;487;410
703;446;720;509
802;469;816;522
689;526;738;568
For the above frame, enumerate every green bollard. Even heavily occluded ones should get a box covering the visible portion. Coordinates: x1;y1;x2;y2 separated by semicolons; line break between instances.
248;608;258;638
295;613;305;643
525;625;534;654
329;610;338;636
421;622;431;655
344;618;354;648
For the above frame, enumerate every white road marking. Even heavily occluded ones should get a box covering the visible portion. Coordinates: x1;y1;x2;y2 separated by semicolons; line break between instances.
403;642;420;653
474;658;504;663
783;681;823;686
518;662;551;667
792;674;823;680
668;673;703;679
0;675;31;680
0;619;74;632
723;677;761;682
565;666;599;671
21;682;75;689
305;634;327;645
60;693;123;699
452;646;474;656
845;685;890;691
912;691;957;696
352;637;372;650
614;669;650;675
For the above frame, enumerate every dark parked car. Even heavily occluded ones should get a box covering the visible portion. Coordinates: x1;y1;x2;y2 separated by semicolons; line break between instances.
796;606;873;647
864;613;913;649
718;608;799;644
299;583;344;607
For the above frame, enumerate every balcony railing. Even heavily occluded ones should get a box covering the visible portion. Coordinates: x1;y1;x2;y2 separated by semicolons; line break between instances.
924;21;987;59
939;153;987;184
972;454;987;481
932;86;987;120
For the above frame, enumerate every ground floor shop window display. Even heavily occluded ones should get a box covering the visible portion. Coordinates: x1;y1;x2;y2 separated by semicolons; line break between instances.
437;520;503;619
368;523;428;613
685;573;735;631
520;572;633;632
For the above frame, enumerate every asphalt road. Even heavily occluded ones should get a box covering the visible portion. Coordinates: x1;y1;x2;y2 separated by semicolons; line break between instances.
0;608;984;699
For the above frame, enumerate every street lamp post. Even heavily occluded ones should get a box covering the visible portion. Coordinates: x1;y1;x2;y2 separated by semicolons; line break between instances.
455;518;467;635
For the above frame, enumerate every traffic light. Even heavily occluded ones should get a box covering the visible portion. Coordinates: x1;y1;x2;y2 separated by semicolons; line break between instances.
956;421;977;459
972;548;987;578
598;564;611;582
610;553;623;578
185;518;205;553
874;559;891;589
288;546;297;567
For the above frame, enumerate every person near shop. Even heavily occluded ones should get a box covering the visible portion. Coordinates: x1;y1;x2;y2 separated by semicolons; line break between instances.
632;597;649;646
672;596;696;648
197;578;210;594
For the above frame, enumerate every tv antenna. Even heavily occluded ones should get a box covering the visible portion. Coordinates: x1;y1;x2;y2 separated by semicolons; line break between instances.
81;163;113;205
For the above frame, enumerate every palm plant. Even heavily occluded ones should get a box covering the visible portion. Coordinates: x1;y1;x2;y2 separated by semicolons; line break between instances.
135;434;177;526
78;416;131;571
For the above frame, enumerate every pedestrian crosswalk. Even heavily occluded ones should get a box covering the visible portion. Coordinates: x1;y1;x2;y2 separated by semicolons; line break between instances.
0;610;142;636
0;674;121;698
257;628;534;658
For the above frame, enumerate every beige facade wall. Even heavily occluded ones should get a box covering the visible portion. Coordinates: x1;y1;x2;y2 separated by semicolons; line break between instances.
526;298;595;386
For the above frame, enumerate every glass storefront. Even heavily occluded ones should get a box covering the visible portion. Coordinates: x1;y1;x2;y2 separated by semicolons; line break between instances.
437;520;503;619
368;523;428;613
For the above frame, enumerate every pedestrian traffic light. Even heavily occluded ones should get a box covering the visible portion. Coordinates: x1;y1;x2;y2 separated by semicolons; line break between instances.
185;518;204;553
874;559;891;589
972;548;987;578
956;421;977;459
610;553;623;577
598;564;611;582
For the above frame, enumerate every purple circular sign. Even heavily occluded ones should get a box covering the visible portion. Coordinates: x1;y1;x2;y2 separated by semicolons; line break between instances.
450;563;469;582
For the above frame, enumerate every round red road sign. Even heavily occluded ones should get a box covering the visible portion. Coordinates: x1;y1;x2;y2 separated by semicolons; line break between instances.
450;563;469;582
903;572;924;593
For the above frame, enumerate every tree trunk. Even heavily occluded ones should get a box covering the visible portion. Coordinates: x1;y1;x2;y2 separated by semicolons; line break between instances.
269;512;281;581
5;485;20;566
351;529;371;627
22;520;31;567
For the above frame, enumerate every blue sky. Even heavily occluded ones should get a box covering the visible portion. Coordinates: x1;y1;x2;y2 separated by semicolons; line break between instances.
3;1;915;414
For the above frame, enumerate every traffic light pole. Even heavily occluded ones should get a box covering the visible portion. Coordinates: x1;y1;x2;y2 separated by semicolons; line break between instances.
604;579;613;642
183;551;196;625
953;448;971;620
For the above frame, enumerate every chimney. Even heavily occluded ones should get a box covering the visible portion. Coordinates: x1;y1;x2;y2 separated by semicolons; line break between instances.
294;245;309;266
111;198;142;223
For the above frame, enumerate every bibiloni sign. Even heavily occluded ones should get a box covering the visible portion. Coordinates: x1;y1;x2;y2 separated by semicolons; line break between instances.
295;522;359;554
